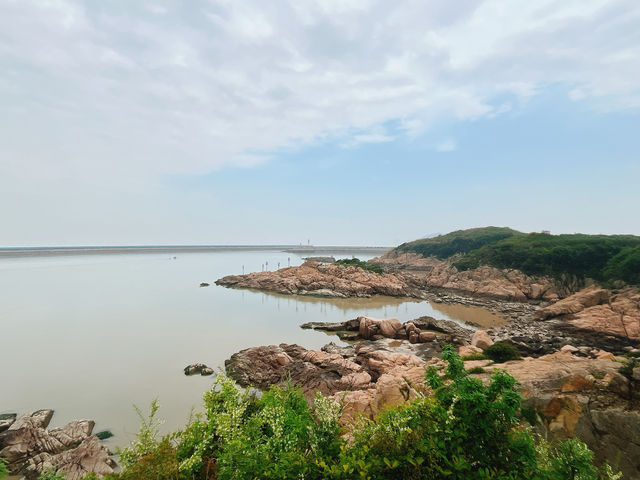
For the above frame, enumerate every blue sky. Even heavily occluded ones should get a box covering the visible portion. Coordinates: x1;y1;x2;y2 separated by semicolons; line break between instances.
1;0;639;246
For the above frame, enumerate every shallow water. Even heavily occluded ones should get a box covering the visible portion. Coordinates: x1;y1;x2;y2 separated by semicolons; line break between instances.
0;249;503;447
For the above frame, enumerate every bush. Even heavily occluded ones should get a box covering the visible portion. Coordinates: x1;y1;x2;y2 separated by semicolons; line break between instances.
108;348;619;480
484;342;522;363
461;353;487;361
467;366;486;374
0;458;8;480
334;258;383;274
176;375;342;480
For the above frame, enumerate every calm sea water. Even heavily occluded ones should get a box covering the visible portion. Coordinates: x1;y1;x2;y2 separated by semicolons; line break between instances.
0;249;500;447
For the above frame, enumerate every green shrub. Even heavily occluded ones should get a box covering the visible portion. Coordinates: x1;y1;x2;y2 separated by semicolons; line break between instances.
484;342;522;363
618;357;639;380
110;347;619;480
0;458;8;480
461;353;487;361
37;468;66;480
396;227;522;259
334;257;383;274
176;375;342;480
467;366;486;374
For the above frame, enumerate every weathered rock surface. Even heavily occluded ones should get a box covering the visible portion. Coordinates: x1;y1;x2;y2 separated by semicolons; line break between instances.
0;410;115;479
471;329;494;350
225;343;434;426
0;413;17;433
302;315;471;346
184;363;214;376
536;286;640;340
372;252;559;301
226;342;640;478
488;351;640;477
225;344;372;396
216;260;416;298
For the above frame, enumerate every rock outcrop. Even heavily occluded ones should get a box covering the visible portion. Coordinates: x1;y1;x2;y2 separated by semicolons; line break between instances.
301;315;472;346
225;343;435;426
226;342;640;478
490;351;639;477
536;286;640;340
216;260;415;298
184;363;214;376
0;410;115;479
372;252;559;301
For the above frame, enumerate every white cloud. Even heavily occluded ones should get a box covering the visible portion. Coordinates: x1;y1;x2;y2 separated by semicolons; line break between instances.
1;0;637;181
0;0;638;243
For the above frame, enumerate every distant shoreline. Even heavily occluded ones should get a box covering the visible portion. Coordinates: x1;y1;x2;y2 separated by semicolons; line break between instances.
0;245;392;258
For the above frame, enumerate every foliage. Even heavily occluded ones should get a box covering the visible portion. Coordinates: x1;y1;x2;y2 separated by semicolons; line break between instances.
118;399;164;469
535;437;622;480
106;348;620;480
394;227;640;286
618;356;639;380
37;468;67;480
467;366;486;374
334;257;383;274
603;245;640;285
462;353;488;361
452;232;640;286
0;458;8;480
396;226;523;259
176;375;342;480
484;342;522;363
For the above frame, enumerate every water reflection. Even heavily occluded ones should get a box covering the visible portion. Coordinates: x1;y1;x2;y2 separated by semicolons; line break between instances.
259;290;505;327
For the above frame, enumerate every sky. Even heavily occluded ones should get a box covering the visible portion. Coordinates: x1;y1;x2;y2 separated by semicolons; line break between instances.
1;0;639;247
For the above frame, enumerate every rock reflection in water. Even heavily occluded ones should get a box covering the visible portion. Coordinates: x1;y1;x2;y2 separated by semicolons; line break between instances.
260;290;506;328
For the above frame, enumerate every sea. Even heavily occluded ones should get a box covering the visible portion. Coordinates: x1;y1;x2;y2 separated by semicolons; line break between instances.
0;246;502;448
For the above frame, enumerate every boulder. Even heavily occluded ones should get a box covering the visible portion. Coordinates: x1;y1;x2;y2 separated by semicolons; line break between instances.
0;411;114;479
458;345;483;357
184;363;214;376
0;414;16;433
471;330;494;350
560;345;579;354
225;344;371;396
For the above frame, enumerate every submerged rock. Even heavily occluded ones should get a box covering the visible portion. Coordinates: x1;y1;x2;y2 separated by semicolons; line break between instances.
184;363;214;376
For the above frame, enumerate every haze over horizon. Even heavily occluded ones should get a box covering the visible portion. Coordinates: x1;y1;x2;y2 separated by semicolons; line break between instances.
2;1;639;247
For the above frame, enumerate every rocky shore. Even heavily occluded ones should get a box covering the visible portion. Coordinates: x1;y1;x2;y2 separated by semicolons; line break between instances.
226;333;640;477
216;260;418;298
0;410;115;479
217;254;640;476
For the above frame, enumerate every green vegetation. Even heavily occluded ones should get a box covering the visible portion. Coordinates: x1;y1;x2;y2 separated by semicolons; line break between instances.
461;352;488;361
55;346;620;480
335;257;383;274
394;227;640;287
0;458;8;480
484;342;522;363
467;366;486;374
396;227;523;259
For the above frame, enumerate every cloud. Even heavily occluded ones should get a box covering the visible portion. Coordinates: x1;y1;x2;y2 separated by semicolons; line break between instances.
0;0;638;183
0;0;639;244
436;138;458;152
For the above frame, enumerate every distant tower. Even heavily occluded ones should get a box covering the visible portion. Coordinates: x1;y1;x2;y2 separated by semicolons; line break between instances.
307;239;310;246
288;257;290;267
